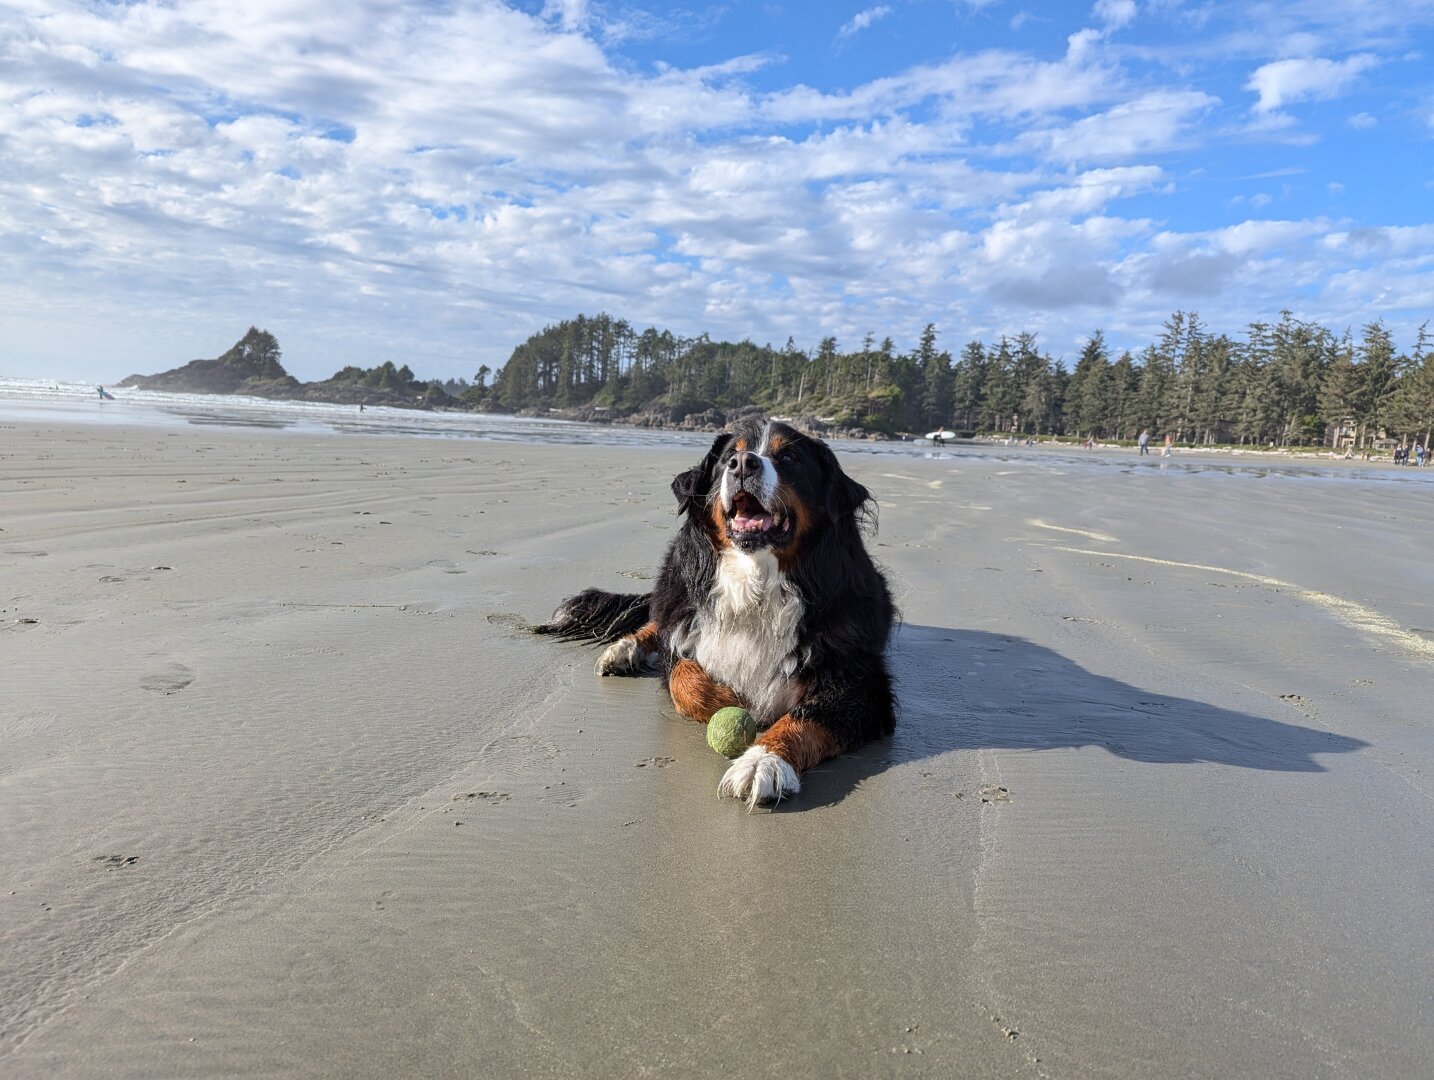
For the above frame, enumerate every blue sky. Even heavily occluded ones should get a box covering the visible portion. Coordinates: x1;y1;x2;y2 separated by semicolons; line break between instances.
3;0;1433;382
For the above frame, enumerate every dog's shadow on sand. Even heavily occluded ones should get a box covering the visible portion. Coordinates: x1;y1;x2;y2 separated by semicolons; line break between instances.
794;623;1369;811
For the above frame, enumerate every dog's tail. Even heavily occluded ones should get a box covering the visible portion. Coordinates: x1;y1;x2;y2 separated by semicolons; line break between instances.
532;588;650;644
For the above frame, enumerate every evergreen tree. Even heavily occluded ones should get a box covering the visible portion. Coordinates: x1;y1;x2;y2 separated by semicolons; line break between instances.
1008;333;1047;433
1269;312;1332;445
1318;331;1361;447
1106;350;1140;439
1355;320;1399;443
951;341;987;432
1191;335;1235;444
1386;324;1433;446
916;324;952;429
219;327;286;380
1067;331;1110;436
1133;344;1169;435
1159;311;1194;438
984;338;1018;432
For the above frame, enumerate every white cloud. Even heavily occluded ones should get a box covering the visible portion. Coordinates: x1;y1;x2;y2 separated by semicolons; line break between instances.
1324;225;1434;257
1347;111;1378;128
1208;219;1324;256
837;6;893;41
541;0;590;32
1016;90;1218;163
997;165;1167;221
1246;54;1379;113
1142;248;1246;299
1093;0;1137;30
1064;27;1106;64
761;45;1120;125
976;214;1151;310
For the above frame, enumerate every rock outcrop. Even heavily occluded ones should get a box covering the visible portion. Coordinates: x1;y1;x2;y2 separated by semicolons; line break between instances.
120;327;289;395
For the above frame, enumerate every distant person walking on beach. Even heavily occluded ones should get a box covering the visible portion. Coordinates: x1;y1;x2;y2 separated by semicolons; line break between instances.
1138;429;1150;455
1161;433;1172;458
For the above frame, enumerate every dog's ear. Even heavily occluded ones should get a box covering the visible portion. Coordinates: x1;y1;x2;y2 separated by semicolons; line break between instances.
818;442;874;528
672;433;732;516
828;471;871;519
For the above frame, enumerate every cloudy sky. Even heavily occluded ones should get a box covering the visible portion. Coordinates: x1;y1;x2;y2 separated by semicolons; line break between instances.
3;0;1433;382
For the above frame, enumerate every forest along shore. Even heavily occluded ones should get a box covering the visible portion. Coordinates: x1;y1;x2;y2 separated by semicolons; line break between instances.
119;309;1434;450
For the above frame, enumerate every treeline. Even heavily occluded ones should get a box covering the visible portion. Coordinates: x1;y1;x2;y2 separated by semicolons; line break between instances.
328;360;454;406
485;311;1434;447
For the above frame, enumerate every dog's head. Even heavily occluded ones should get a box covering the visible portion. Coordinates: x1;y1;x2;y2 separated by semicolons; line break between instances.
671;416;872;556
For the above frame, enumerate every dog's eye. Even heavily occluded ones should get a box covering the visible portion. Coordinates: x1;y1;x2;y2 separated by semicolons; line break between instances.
775;449;795;464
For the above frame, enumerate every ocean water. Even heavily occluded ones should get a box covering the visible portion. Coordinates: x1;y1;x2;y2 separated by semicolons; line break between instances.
0;376;715;449
2;375;1431;485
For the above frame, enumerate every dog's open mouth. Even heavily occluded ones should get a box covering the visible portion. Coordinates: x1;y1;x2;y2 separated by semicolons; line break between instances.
728;491;789;540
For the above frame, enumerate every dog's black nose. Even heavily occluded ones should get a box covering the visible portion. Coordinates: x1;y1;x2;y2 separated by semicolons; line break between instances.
727;451;760;478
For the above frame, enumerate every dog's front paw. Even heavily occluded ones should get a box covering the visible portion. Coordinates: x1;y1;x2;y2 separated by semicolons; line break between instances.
718;746;800;808
596;637;659;676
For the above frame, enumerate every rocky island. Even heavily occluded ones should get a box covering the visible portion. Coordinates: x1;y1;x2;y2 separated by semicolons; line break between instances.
119;327;461;410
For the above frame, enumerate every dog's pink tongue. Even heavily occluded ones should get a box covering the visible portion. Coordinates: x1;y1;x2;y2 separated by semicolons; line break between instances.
732;511;772;533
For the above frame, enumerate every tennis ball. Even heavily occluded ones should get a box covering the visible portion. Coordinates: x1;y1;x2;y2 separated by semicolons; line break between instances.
707;706;756;758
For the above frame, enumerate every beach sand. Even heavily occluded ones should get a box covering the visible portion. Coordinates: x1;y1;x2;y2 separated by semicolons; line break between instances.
3;421;1431;1078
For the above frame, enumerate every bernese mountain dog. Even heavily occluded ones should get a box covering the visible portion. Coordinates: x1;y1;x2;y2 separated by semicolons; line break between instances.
535;415;896;807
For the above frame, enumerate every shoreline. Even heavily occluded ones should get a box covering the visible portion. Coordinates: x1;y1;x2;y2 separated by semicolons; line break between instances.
10;378;1429;472
5;383;1433;486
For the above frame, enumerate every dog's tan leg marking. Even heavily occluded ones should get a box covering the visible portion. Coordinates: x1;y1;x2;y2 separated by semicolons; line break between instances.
667;658;742;721
755;713;840;772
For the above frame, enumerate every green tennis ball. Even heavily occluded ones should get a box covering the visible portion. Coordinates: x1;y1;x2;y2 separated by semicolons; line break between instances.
707;707;757;758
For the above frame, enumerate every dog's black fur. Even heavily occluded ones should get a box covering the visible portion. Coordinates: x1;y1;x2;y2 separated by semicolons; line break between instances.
536;416;896;804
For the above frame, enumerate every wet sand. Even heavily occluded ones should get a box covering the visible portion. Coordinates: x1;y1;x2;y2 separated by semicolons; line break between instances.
2;421;1432;1078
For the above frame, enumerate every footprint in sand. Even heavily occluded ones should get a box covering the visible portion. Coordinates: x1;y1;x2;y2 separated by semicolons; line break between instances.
140;663;195;695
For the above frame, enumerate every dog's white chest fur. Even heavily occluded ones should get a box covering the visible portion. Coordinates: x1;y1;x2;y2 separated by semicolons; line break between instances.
693;547;804;723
